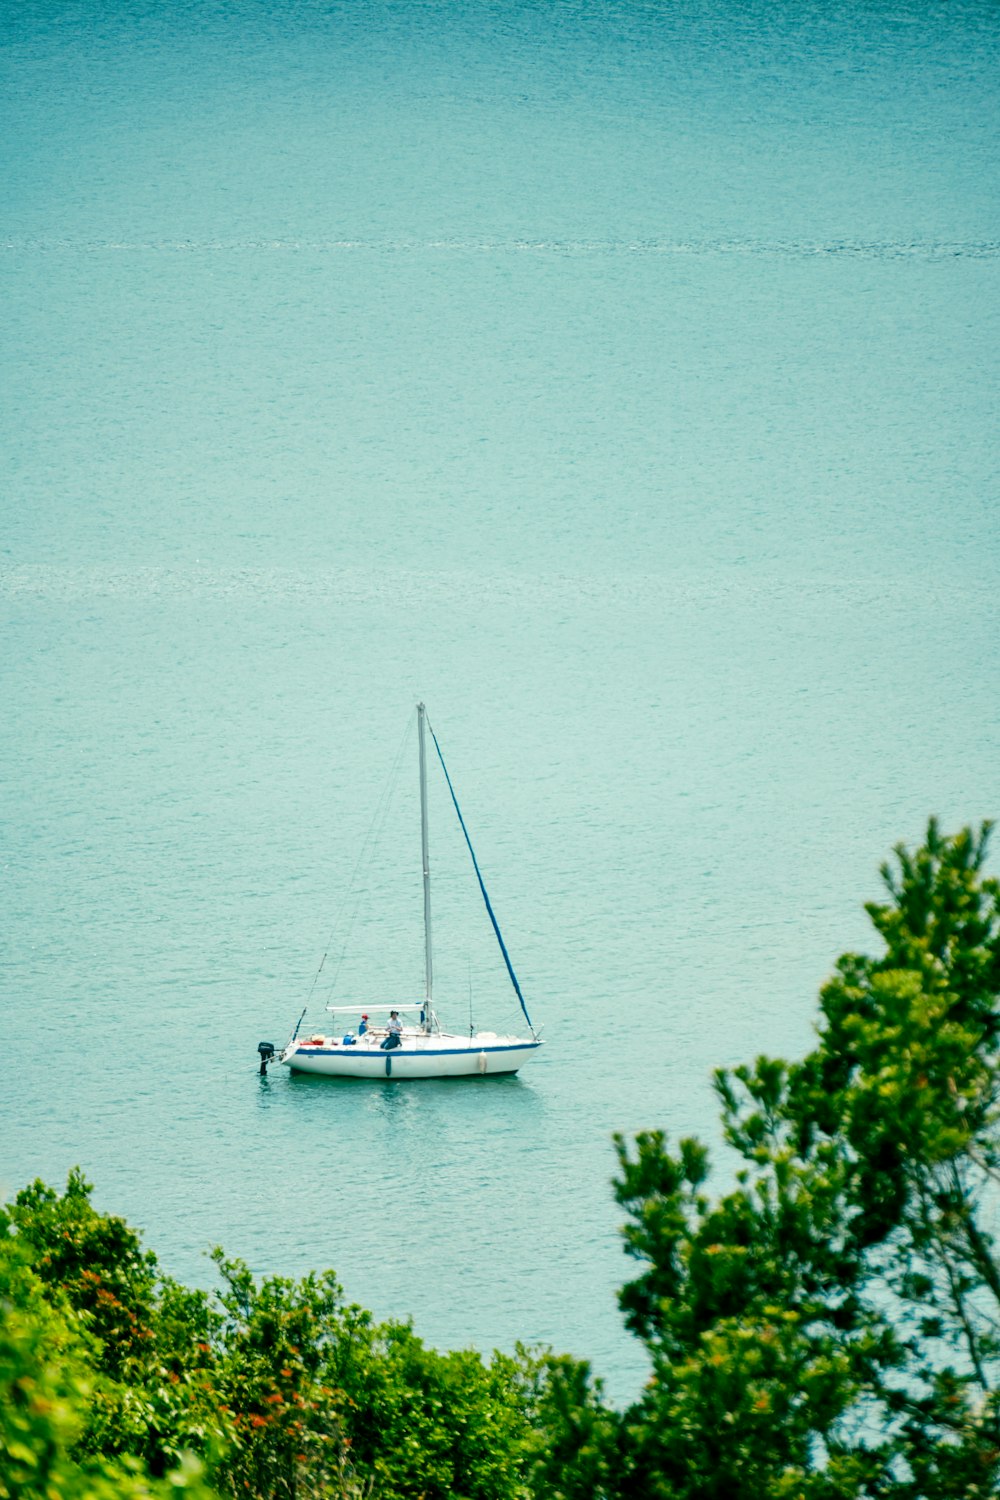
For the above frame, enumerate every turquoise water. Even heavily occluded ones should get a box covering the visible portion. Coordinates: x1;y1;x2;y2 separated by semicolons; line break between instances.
2;0;998;1400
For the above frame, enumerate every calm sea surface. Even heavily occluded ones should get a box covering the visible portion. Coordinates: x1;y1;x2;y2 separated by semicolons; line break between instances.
2;0;998;1401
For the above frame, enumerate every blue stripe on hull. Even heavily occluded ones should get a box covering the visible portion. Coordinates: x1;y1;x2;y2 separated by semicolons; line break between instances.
292;1042;539;1059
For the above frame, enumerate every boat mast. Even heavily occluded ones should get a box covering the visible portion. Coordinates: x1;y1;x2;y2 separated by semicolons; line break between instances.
417;702;434;1031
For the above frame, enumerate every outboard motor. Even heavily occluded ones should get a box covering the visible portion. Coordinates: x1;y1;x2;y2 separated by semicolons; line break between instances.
258;1041;276;1075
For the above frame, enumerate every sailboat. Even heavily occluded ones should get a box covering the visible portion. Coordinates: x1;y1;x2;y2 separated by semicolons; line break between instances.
263;704;543;1080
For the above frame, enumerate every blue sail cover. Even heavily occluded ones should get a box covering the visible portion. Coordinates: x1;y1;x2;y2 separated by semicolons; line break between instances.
427;720;535;1033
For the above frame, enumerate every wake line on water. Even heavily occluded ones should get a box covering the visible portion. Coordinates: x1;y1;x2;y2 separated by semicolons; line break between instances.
2;235;998;260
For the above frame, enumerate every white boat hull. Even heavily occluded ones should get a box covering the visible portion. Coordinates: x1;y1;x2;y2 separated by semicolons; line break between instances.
281;1029;541;1080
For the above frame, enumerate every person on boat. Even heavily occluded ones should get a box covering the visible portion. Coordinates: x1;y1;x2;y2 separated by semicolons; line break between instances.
358;1014;369;1035
381;1011;403;1050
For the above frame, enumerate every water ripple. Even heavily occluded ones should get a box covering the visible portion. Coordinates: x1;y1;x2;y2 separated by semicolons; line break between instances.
2;235;998;260
2;563;994;613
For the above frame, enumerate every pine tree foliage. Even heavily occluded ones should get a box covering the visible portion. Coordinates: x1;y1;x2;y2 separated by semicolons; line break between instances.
612;820;1000;1498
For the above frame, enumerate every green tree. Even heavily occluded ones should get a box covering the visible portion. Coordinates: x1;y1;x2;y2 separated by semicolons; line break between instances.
1;1169;231;1481
0;1225;216;1499
514;1350;620;1500
1;1174;540;1499
611;820;1000;1498
4;1168;160;1383
208;1253;364;1499
208;1249;537;1499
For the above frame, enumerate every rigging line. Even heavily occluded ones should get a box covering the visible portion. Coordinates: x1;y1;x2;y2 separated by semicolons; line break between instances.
325;707;415;1000
320;759;404;1002
304;708;415;1008
425;714;535;1033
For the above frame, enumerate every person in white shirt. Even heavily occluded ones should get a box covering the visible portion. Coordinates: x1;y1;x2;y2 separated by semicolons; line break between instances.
381;1011;403;1050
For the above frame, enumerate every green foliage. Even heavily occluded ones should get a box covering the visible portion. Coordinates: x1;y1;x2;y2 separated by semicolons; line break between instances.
0;1169;230;1483
207;1253;362;1499
0;1227;215;1498
331;1320;531;1499
5;820;998;1498
514;1349;620;1500
610;820;1000;1498
4;1167;159;1381
1;1173;542;1499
